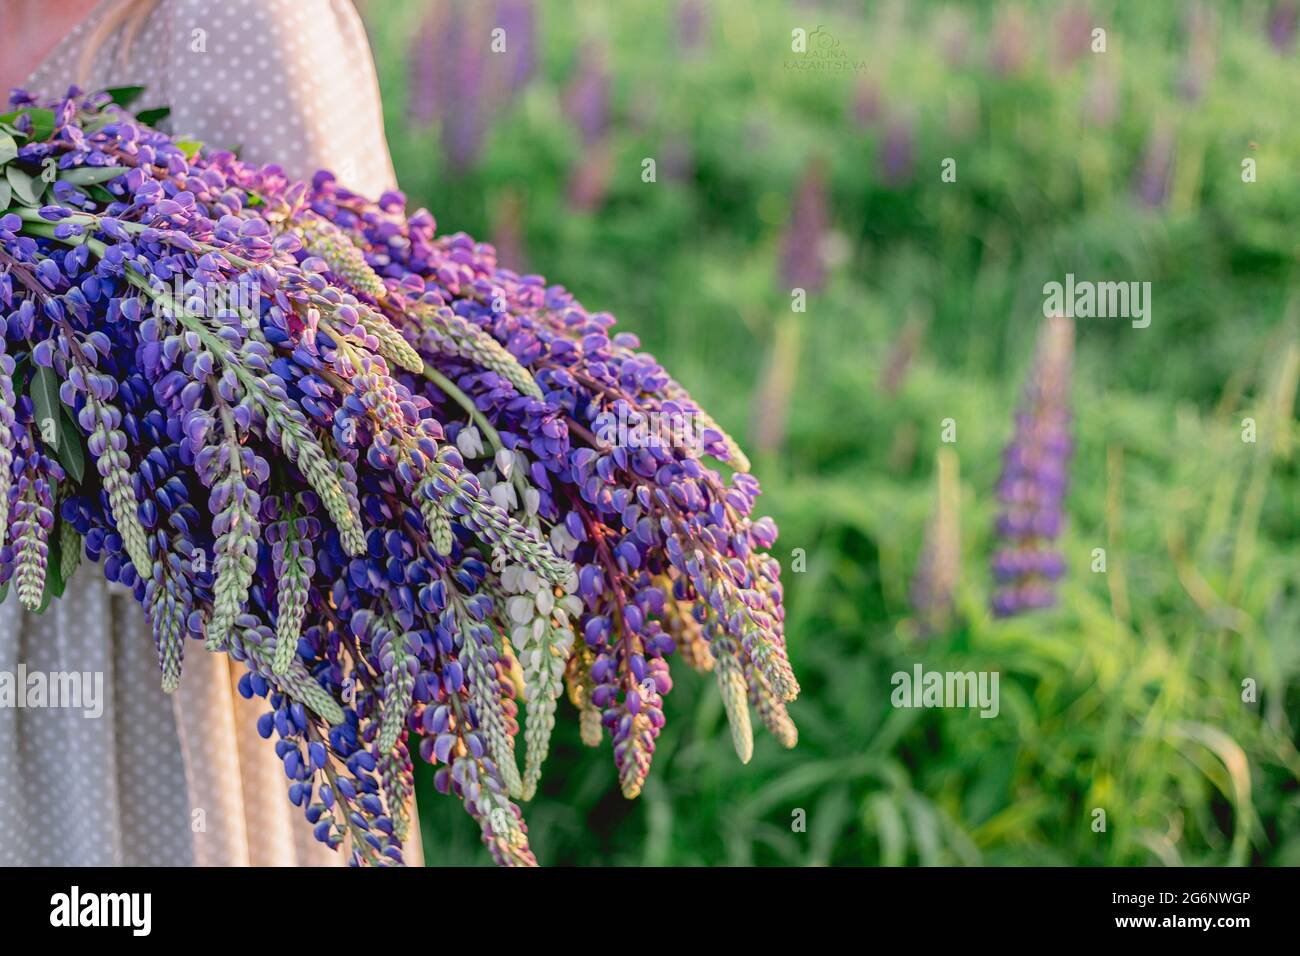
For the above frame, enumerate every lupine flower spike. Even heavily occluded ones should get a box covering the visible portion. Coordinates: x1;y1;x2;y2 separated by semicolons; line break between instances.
991;315;1074;618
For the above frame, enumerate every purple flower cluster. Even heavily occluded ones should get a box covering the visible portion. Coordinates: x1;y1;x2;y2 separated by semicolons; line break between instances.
0;89;797;865
990;316;1074;618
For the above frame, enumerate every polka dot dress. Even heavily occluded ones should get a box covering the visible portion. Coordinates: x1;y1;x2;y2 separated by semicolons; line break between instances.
2;0;420;866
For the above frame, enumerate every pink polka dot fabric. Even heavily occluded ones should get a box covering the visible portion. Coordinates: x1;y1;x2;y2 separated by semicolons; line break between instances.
2;0;420;866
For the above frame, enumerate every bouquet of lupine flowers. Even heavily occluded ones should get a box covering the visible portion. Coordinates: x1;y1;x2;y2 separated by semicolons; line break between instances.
0;89;798;866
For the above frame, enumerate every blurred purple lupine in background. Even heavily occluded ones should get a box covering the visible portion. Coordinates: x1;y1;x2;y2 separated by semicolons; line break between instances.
753;159;830;457
1083;62;1118;127
990;316;1074;618
1268;0;1298;52
564;44;611;145
498;0;537;93
491;188;530;271
878;112;916;188
567;140;614;212
910;448;961;637
1054;3;1093;69
660;134;695;183
677;0;708;51
563;43;613;211
444;9;490;172
1179;4;1218;102
988;4;1030;77
406;0;537;172
780;158;830;294
406;2;449;127
933;8;971;67
851;76;882;129
1134;123;1176;208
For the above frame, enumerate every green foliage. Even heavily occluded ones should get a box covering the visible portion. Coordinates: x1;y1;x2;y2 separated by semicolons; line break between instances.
371;0;1300;865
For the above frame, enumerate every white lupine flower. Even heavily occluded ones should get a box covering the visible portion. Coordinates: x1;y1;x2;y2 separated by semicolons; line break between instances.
549;523;579;557
508;595;534;624
524;487;541;516
501;565;523;591
495;447;514;479
490;482;512;511
456;425;484;458
535;587;554;616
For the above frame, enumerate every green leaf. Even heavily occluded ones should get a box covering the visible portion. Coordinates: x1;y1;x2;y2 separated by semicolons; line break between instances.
0;582;8;605
59;165;126;186
134;106;171;127
30;365;62;452
105;85;145;108
56;406;86;485
5;165;39;206
0;177;11;211
175;139;203;160
88;185;116;206
36;533;63;611
47;528;69;600
0;130;17;165
11;353;30;390
0;108;56;141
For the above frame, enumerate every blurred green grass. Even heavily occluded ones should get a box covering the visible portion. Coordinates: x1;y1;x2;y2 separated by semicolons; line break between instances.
362;0;1300;865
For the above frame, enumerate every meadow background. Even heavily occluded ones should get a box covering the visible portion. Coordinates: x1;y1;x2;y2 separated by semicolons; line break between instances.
358;0;1300;865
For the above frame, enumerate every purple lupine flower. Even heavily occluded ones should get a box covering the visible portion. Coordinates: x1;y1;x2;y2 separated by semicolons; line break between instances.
1134;124;1176;208
1268;1;1298;53
406;3;450;127
676;0;708;51
988;5;1031;77
407;0;535;172
990;316;1075;618
660;134;694;183
496;0;537;93
1178;5;1217;103
851;77;882;129
878;112;915;187
490;189;529;272
1054;2;1092;68
780;158;830;294
445;6;491;172
567;139;614;212
564;45;610;145
934;9;971;68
